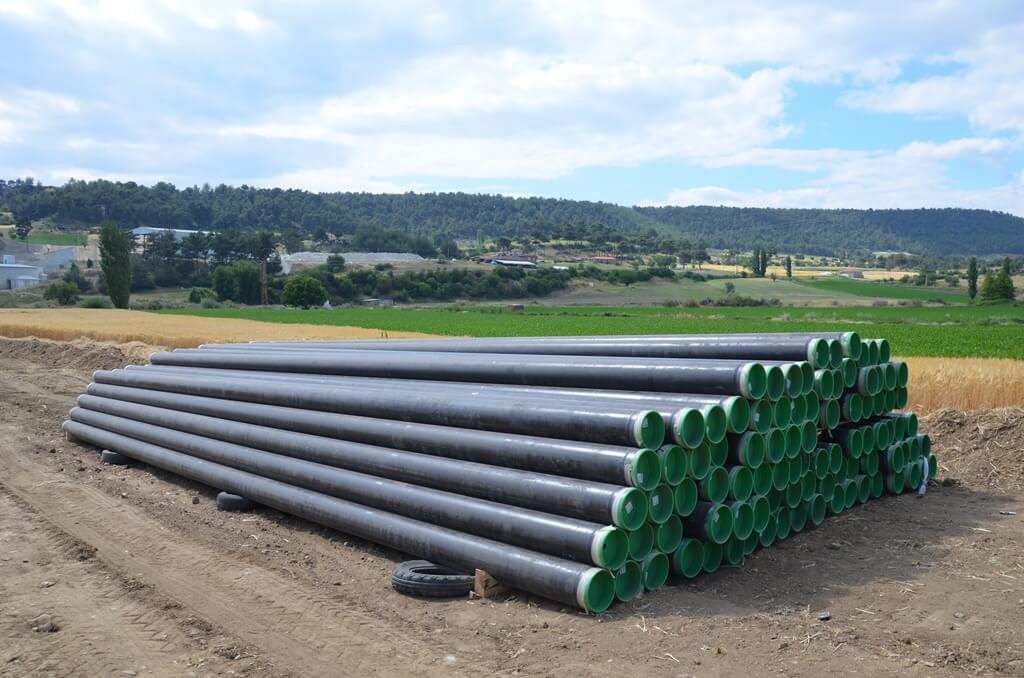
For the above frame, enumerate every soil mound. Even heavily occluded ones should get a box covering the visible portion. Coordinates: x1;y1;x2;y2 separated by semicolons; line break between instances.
923;407;1024;492
0;336;157;372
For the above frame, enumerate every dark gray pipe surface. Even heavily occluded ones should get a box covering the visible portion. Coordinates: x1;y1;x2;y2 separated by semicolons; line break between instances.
85;383;656;488
209;334;828;367
69;405;622;567
93;368;662;449
72;394;645;528
149;348;762;398
61;421;611;611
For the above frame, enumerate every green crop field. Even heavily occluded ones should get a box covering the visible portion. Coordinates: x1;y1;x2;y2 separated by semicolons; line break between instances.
156;302;1024;360
795;277;969;304
24;232;88;246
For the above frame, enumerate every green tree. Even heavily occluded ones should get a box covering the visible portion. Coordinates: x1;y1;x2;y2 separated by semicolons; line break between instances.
99;222;131;308
966;257;978;299
724;281;736;294
980;272;997;300
993;258;1016;300
62;262;91;293
785;255;792;279
326;254;346;272
14;216;32;250
496;237;512;253
44;281;80;305
212;265;238;302
283;275;327;308
233;261;262;305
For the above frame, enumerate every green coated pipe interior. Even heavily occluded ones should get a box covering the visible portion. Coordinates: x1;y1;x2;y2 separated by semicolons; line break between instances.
752;464;773;496
658;445;686;486
674;478;698;517
743;533;758;556
631;448;662;491
828;490;845;515
722;396;751;434
702;541;723;574
814;369;834;400
818;473;836;501
808;494;826;525
772;458;790;491
707;502;734;544
627;523;654;560
729;466;754;503
906;459;923;490
870;471;884;498
751;494;771;533
828;339;844;368
594;527;630;570
886;471;905;494
641;552;670;591
842;393;863;423
581;570;616;613
861;424;875;453
723;537;745;566
895;387;908;409
790;502;807;533
781;363;803;398
842;480;858;509
614;560;643;602
654;515;683;554
813;448;830;479
647;484;675;524
877;338;891;363
788;456;803;485
759;513;777;548
894;360;909;388
801;421;818;453
789;393;805;425
775;507;792;540
857;475;871;503
773;397;792;428
677;408;708;448
926;453;937;480
828;443;844;474
883;363;898;390
765;366;787;402
906;413;919;437
699;467;730;504
740;363;769;400
799;362;815;396
841;358;858;388
673;538;704;578
804;392;820;425
613;488;649;530
729;501;755;540
750;399;773;433
822;398;841;430
785;425;803;459
766;428;787;463
861;449;880;476
785;481;802;509
801;472;816;501
809;338;832;369
688;442;712;481
708;438;729;467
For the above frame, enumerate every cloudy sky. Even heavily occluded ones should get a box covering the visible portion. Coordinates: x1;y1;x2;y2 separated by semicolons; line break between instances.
2;1;1023;213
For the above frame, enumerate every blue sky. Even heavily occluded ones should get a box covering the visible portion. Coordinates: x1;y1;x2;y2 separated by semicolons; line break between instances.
1;1;1023;214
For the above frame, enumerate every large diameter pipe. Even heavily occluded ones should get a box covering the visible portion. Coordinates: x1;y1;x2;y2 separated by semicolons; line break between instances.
132;365;744;443
85;383;661;490
61;421;614;612
69;406;628;569
92;369;665;450
148;348;768;399
763;332;861;360
207;334;834;370
71;396;648;529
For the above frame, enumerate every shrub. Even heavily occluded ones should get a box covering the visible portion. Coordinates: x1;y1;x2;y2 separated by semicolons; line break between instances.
200;297;220;309
282;275;328;308
188;287;214;304
43;281;80;306
79;296;112;309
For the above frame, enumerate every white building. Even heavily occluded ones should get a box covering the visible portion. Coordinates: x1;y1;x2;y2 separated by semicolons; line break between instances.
0;260;43;289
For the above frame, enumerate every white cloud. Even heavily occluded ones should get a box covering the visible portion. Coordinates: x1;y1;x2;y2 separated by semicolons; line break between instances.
0;89;80;144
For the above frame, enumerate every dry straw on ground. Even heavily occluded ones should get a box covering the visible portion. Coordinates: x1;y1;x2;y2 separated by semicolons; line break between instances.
0;308;436;348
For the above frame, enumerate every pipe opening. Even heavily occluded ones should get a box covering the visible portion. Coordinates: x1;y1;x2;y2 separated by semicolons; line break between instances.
700;406;726;445
593;526;629;570
673;538;704;578
688;442;711;480
739;363;768;400
729;466;754;503
613;561;643;602
613;488;649;530
646;484;674;524
654;515;683;554
627;523;654;560
631;448;662;491
674;478;698;517
658;445;686;486
765;366;787;402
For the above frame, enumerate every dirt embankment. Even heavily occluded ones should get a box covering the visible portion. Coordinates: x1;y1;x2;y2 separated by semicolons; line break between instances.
1;337;1022;677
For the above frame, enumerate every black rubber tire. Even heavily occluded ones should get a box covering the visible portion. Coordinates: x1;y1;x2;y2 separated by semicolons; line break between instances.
100;450;129;466
216;492;254;512
390;560;474;598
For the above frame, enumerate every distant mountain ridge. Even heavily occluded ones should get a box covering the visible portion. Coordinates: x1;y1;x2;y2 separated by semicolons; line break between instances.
2;178;1021;256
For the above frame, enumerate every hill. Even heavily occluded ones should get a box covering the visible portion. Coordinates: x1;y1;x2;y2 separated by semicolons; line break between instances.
2;178;1021;256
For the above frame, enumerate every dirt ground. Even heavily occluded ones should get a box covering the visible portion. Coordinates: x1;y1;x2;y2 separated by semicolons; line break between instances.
1;337;1022;677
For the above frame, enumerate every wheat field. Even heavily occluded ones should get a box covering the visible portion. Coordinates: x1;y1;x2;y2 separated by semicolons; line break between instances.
0;308;437;348
900;357;1024;413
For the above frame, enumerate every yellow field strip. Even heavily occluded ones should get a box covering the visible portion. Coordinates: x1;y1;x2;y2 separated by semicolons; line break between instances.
900;357;1024;413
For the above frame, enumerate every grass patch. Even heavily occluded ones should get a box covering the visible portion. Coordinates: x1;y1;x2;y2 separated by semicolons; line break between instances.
795;278;968;304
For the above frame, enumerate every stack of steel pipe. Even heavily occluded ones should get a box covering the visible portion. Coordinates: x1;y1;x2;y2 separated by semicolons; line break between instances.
63;331;935;612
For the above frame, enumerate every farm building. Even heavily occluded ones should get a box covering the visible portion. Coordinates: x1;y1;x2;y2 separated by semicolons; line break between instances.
486;258;538;268
840;270;865;279
0;260;43;289
131;227;209;242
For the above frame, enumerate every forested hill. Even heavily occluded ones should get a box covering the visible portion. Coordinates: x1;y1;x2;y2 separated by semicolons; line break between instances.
3;178;1022;256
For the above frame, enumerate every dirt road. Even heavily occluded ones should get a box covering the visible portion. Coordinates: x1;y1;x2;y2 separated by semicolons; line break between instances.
1;337;1022;677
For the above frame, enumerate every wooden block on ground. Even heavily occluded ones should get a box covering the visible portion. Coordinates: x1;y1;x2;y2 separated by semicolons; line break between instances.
474;569;509;599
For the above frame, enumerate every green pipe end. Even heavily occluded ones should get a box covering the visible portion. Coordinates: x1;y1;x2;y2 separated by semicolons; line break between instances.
785;425;803;459
825;398;841;430
883;388;895;413
920;434;931;456
688;442;711;480
657;445;686;486
788;455;804;485
783;363;804;398
841;332;862;361
613;488;649;530
818;473;836;502
828;490;845;515
767;488;782;512
871;471;884;498
646;484;674;524
672;537;704;578
790;394;807;426
766;428;787;463
775;507;792;540
883;362;898;391
861;449;880;476
814;448;830;480
752;463;773;497
613;560;643;602
729;466;754;503
847;428;865;459
808;338;831;369
627;523;654;560
843;393;863;423
790;502;808;533
906;412;919;437
886;471;905;494
927;453;937;480
751;494;771;533
729;501;754;540
635;410;666;450
801;421;819;454
907;459;924;490
874;390;888;416
631;448;662;491
895;361;909;388
743;533;759;556
701;466;730;504
674;478;698;517
874;422;891;451
785;481;802;509
801;471;816;502
828;443;844;474
751;399;774;433
723;537;745;566
861;424;875;454
895;387;909;409
739;362;768;400
707;502;734;544
654;515;683;554
867;339;880;366
842;479;858;509
702;541;723;574
759;512;777;548
641;552;669;591
815;369;835;400
841;357;858;389
765;366;787;402
809;494;827;525
877;338;891;363
708;438;728;468
891;415;907;441
857;475;872;504
829;339;845;368
578;567;615;613
722;396;751;434
738;431;766;469
700;405;726;445
592;526;629;570
773;397;792;428
804;392;821;424
772;458;790;491
800;362;815;396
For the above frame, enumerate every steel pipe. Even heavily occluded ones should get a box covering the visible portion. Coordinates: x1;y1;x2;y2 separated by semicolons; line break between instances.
61;420;614;612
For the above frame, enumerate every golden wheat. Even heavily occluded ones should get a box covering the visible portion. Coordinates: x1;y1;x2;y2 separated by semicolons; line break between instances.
900;357;1024;413
0;308;436;349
